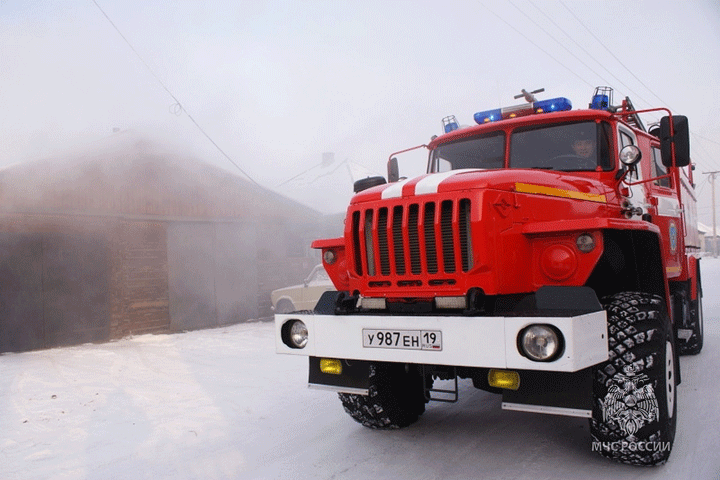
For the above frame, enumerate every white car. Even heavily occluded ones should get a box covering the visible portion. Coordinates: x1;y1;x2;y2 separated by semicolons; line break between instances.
271;264;335;314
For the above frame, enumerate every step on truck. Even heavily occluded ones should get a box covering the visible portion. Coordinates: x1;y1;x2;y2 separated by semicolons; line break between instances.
275;87;703;466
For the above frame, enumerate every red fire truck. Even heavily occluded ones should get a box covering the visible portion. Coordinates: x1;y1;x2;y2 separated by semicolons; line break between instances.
275;87;702;466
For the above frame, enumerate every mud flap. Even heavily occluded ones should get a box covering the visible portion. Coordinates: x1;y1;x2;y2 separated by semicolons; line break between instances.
502;368;593;418
308;357;370;395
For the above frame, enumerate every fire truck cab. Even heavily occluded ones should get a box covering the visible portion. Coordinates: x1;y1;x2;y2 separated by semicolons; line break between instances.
275;87;702;466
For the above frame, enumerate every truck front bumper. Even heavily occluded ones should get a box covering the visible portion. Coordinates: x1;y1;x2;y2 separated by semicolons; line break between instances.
275;310;608;373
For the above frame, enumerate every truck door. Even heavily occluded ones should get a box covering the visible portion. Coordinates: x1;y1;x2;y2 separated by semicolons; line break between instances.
618;124;651;218
646;142;684;278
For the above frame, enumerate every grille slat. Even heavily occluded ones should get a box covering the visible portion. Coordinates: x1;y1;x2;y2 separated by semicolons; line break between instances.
408;204;421;275
352;198;473;281
459;199;473;272
440;200;455;273
377;208;390;275
424;203;438;274
352;211;362;275
364;210;375;276
392;206;406;275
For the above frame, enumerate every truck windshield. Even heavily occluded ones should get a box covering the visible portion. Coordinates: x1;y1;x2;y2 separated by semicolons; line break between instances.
428;120;612;173
429;132;505;172
510;121;611;171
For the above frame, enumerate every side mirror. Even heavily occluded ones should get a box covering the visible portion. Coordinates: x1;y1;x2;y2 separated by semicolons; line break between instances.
660;115;690;167
387;157;399;183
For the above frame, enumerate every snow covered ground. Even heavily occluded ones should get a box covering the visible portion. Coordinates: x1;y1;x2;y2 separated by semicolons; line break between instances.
3;262;720;480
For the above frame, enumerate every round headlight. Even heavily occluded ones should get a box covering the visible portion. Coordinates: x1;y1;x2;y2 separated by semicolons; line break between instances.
519;325;562;362
619;145;642;166
323;249;337;265
576;233;596;253
289;320;308;349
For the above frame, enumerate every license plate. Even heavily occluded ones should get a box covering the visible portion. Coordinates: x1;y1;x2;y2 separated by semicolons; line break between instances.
362;329;442;351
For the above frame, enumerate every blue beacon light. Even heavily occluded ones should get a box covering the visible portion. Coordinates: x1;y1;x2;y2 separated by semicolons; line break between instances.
533;97;572;113
442;115;460;133
590;94;610;110
473;108;502;124
473;97;572;125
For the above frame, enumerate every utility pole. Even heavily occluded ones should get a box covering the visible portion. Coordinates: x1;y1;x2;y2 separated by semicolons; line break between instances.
704;171;720;257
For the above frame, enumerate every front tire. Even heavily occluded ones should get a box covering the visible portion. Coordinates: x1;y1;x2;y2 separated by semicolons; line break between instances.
338;362;429;429
591;292;677;466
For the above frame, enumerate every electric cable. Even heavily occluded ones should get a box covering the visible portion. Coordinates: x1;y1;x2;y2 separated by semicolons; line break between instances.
527;0;655;111
478;1;595;89
559;1;674;112
537;1;715;168
509;1;617;94
91;0;260;186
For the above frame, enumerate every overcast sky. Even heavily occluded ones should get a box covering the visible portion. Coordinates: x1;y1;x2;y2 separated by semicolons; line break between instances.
2;0;719;221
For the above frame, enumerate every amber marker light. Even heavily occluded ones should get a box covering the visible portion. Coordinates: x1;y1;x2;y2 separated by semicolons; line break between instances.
320;358;343;375
488;369;520;390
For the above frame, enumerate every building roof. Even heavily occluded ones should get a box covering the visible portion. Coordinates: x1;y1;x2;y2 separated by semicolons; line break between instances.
698;222;711;234
0;131;319;221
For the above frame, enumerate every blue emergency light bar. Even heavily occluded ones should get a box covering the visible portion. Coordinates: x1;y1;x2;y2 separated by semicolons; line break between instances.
473;96;572;125
473;108;502;124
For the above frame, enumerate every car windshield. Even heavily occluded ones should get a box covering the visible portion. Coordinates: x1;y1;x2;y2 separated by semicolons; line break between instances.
429;132;505;172
510;121;611;171
428;120;612;173
306;265;330;284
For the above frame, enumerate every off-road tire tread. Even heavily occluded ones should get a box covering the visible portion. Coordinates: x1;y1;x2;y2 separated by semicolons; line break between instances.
591;292;676;466
338;363;428;429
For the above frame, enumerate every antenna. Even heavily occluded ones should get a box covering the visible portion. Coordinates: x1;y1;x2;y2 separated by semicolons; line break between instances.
514;88;545;103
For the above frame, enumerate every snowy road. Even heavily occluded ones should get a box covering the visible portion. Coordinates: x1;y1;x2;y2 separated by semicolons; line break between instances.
3;262;720;479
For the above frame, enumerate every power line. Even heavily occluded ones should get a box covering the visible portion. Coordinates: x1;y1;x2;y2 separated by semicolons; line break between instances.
693;131;720;148
489;0;662;127
528;0;657;111
544;1;716;165
691;136;720;174
478;1;594;89
559;1;675;113
695;174;710;197
508;1;612;85
91;0;260;186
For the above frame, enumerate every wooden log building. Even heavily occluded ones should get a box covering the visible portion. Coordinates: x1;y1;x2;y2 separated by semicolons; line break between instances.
0;132;329;353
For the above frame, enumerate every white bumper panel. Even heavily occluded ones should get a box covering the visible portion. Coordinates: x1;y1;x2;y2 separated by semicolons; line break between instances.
275;311;608;373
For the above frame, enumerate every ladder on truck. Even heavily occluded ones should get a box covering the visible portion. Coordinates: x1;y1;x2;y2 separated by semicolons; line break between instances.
620;96;646;132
